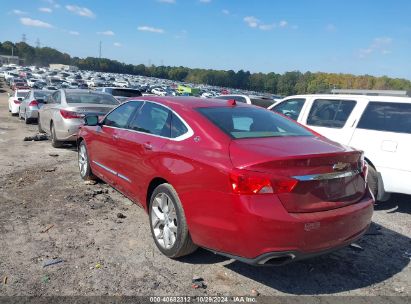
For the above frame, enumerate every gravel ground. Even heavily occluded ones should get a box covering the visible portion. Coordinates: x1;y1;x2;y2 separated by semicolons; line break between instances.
0;81;410;300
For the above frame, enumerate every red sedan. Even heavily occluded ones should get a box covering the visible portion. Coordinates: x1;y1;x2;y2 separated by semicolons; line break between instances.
77;97;374;265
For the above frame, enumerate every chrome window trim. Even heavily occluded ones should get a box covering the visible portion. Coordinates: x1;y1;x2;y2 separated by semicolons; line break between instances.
292;170;360;181
102;99;194;142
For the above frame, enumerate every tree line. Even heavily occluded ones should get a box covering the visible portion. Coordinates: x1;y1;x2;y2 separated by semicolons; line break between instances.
2;41;411;95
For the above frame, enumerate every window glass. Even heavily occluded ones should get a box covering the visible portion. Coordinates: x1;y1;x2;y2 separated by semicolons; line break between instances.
66;92;118;105
272;98;305;121
111;89;142;98
198;107;313;139
129;102;171;137
34;91;52;100
250;98;274;108
104;101;141;128
307;99;356;128
171;113;188;138
357;102;411;134
17;91;28;98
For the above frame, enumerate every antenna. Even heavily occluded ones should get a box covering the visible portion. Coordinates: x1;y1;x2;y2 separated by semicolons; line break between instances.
22;33;27;43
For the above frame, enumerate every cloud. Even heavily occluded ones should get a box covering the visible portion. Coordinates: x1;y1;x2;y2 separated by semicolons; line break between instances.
65;5;95;18
279;20;288;28
68;31;80;35
199;0;211;3
10;9;28;15
44;0;60;8
244;16;286;31
326;24;336;32
222;9;230;15
158;0;175;3
359;37;393;58
39;7;53;13
20;17;53;28
97;30;115;36
244;16;260;28
138;26;165;33
114;42;122;47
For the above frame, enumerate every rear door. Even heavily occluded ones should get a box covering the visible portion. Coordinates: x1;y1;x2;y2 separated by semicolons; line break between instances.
349;101;411;193
114;101;171;200
40;91;61;134
301;97;366;145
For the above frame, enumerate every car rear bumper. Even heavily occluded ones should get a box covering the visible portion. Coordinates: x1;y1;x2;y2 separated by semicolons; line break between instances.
55;119;83;141
186;188;374;263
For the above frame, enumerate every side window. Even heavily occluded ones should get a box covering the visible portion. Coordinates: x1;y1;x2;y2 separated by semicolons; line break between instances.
357;102;411;134
250;98;274;108
272;98;305;121
50;92;59;104
307;99;356;128
171;113;188;138
104;101;141;128
129;102;171;137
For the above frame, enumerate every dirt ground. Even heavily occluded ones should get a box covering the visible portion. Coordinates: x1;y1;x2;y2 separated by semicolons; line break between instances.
0;81;410;298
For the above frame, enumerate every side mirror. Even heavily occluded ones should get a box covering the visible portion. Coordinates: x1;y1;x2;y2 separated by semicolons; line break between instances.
84;115;100;126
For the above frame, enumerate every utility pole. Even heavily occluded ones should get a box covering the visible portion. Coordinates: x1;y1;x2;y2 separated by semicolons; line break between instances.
99;41;102;59
11;47;14;57
22;33;27;43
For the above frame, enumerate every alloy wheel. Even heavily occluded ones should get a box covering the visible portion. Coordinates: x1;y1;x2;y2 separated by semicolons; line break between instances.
78;144;88;177
150;193;178;249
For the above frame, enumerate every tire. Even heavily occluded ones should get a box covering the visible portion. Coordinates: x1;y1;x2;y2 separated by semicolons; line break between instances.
367;165;378;200
24;111;31;124
149;183;198;258
50;123;63;148
38;115;45;133
78;141;96;180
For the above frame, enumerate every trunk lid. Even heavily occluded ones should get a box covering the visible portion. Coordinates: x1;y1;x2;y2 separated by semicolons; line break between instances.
65;103;115;116
229;136;366;213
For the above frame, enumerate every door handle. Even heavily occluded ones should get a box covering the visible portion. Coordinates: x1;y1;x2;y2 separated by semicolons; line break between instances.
143;142;153;150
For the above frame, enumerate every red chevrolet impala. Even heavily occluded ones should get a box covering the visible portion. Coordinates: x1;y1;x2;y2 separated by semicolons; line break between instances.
77;96;374;265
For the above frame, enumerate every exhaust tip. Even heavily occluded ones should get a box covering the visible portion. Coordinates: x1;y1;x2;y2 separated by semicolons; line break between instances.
258;254;295;266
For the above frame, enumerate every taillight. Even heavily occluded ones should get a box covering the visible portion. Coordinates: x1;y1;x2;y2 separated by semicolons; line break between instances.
60;109;85;119
28;100;38;107
359;152;368;181
229;170;297;195
13;100;21;104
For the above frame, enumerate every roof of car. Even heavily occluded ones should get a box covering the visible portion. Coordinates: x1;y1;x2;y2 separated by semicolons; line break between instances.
62;89;112;95
129;96;249;110
283;94;411;104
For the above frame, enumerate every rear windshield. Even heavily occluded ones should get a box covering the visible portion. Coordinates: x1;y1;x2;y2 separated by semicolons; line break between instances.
66;92;119;105
34;91;52;99
112;89;142;98
17;92;28;97
198;107;313;139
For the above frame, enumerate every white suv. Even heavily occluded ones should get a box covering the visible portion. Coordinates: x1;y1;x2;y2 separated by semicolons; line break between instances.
215;94;275;108
271;94;411;201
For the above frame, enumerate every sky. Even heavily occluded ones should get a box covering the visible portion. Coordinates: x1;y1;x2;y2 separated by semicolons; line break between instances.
1;0;411;79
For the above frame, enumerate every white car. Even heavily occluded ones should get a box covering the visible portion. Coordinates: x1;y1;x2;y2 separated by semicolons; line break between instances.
8;89;30;115
215;94;275;108
151;88;167;96
271;94;411;200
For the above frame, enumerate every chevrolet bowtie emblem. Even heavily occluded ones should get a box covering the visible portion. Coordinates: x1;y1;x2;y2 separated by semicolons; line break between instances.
333;162;349;171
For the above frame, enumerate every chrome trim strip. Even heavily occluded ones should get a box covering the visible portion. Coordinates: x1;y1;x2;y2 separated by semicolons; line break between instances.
92;160;132;183
292;170;360;181
93;160;117;175
117;173;131;183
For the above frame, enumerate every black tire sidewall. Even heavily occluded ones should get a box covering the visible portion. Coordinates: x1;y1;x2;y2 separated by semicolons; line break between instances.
367;165;378;199
149;184;187;258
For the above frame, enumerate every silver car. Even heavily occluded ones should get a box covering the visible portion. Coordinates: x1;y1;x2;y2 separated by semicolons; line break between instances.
38;89;119;147
19;90;53;124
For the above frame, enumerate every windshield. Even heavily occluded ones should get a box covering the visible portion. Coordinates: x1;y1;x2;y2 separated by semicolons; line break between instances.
66;92;119;105
197;106;313;139
17;92;28;97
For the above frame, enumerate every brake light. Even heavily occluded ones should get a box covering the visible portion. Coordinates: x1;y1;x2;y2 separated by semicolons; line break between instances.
28;100;38;107
229;170;297;195
60;109;85;119
13;100;21;104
